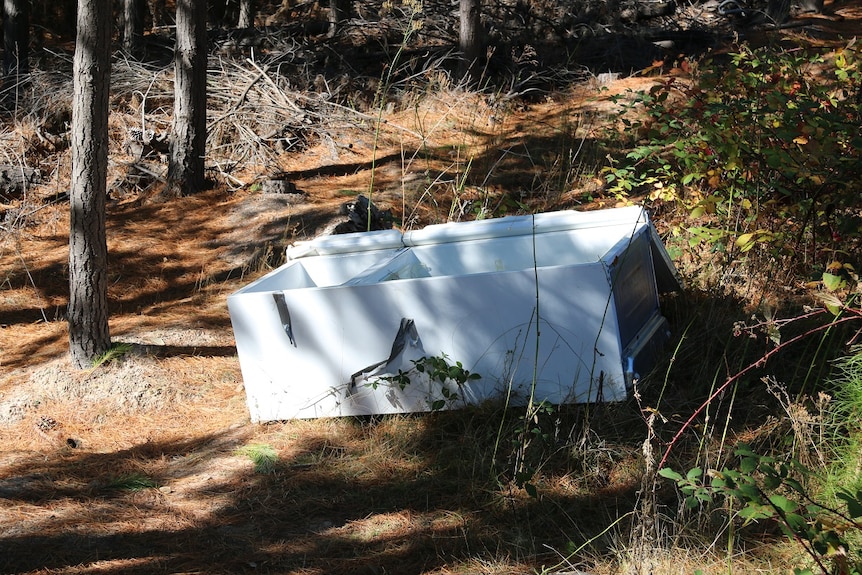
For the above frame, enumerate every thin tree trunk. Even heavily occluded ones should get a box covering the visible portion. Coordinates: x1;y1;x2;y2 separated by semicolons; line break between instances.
167;0;207;195
69;0;112;369
148;0;166;29
123;0;146;58
458;0;482;84
3;0;30;77
238;0;254;28
327;0;346;38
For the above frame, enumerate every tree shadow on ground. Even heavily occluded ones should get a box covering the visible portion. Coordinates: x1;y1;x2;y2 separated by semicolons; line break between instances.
0;409;641;575
2;283;851;574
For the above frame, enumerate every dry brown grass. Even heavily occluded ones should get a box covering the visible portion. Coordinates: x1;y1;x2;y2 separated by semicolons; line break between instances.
0;57;635;575
3;3;862;573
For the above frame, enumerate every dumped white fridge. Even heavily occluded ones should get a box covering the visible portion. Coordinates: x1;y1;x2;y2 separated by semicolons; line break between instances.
228;206;682;421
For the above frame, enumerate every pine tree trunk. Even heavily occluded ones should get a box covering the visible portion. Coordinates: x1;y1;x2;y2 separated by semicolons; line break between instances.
327;0;345;38
3;0;30;77
238;0;254;28
458;0;482;84
69;0;112;369
123;0;146;58
148;0;166;29
167;0;207;195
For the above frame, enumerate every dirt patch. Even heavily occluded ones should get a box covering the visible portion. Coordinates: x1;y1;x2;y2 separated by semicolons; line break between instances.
26;357;199;414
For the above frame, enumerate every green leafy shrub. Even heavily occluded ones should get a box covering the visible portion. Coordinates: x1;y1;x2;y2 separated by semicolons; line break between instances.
660;444;862;575
604;41;862;262
376;353;481;411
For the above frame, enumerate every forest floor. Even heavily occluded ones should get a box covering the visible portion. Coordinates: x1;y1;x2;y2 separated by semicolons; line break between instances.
1;1;861;573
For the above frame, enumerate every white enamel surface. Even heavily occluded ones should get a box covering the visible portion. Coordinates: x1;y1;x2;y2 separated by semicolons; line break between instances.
228;207;680;421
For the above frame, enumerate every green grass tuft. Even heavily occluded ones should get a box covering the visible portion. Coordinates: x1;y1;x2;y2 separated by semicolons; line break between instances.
91;343;134;369
236;443;279;474
822;347;862;498
106;473;159;491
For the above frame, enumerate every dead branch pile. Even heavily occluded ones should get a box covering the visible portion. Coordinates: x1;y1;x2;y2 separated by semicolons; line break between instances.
0;0;725;206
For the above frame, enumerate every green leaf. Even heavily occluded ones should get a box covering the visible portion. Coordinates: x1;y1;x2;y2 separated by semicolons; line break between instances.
767;324;781;346
822;272;847;292
682;172;700;185
723;469;742;482
760;463;781;478
695;488;713;502
658;468;684;481
783;512;808;532
686;467;703;481
837;490;862;518
777;522;797;540
739;502;772;523
816;291;844;315
736;232;756;252
680;483;698;495
768;494;798;513
737;483;761;501
762;474;781;491
739;456;758;474
524;482;538;498
784;477;805;494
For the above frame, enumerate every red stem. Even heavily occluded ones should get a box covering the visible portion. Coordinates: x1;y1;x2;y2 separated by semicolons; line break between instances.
657;308;861;470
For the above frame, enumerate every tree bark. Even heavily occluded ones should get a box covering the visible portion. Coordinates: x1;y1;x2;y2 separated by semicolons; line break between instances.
167;0;207;195
69;0;112;369
458;0;483;84
148;0;166;29
3;0;30;77
122;0;146;58
238;0;255;28
327;0;346;38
